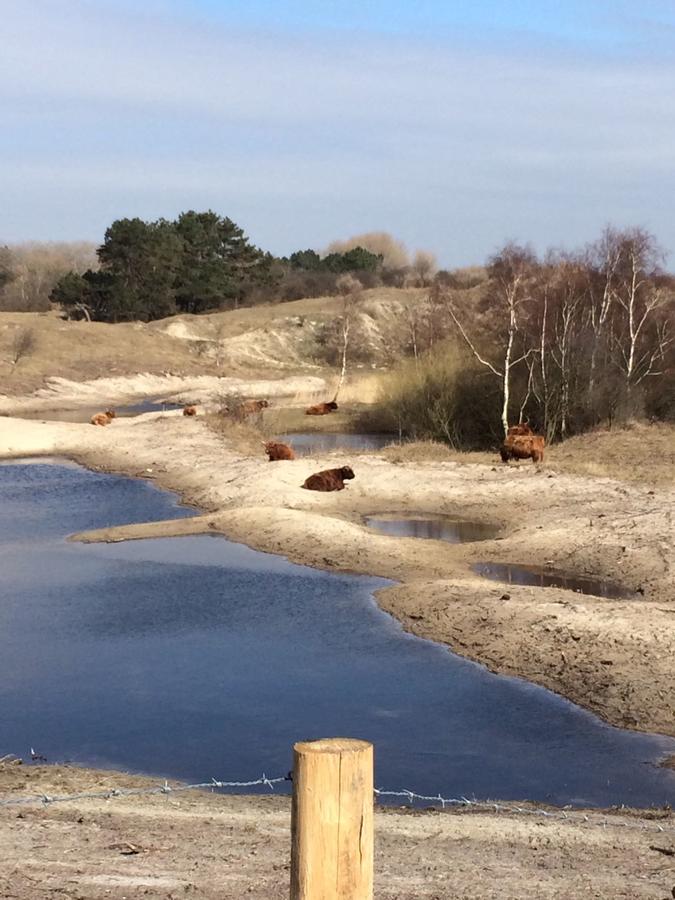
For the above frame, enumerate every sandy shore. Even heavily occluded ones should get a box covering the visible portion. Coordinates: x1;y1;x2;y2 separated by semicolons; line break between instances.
1;406;674;743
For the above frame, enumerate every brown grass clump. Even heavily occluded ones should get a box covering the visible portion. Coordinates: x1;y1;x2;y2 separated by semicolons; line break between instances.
380;440;492;465
548;422;675;486
206;414;267;457
262;402;385;436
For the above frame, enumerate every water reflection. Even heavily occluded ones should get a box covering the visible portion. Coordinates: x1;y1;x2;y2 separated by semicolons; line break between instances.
473;562;635;599
365;515;500;543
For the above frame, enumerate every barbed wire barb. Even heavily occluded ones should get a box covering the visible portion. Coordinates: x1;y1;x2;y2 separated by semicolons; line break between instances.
1;775;673;836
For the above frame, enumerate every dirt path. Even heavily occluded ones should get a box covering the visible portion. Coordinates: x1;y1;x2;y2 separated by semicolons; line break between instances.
1;763;674;900
0;412;674;742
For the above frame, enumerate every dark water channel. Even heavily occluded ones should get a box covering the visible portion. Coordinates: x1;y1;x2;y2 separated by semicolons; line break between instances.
1;462;674;807
473;562;636;600
365;515;500;543
282;432;394;455
16;398;183;423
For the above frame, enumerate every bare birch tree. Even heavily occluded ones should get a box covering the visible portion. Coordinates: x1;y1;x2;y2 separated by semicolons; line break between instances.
332;274;361;402
607;230;674;390
447;243;538;436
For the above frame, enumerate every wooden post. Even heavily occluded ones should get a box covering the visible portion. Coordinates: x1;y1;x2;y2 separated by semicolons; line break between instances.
290;738;373;900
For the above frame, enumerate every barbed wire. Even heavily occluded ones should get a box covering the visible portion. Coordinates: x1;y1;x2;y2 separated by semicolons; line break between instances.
0;770;673;835
0;774;289;808
373;788;675;835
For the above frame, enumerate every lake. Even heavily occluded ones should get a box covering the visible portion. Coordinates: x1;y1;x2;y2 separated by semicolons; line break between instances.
0;460;674;807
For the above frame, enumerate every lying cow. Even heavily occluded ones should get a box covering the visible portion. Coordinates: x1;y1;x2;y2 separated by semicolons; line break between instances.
264;441;295;461
303;466;355;492
507;422;533;437
183;405;197;417
90;409;116;426
500;434;545;464
305;400;338;416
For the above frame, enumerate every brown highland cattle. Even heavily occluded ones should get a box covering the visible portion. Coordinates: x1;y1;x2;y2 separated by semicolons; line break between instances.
90;410;115;426
264;441;296;461
302;466;355;492
183;405;197;416
237;399;270;418
305;400;338;416
500;434;545;464
507;422;533;437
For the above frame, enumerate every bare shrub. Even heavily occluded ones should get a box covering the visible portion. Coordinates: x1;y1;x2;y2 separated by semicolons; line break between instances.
325;232;410;271
435;267;488;289
10;327;37;366
0;242;97;312
411;250;438;287
335;273;362;296
364;342;502;449
206;411;267;457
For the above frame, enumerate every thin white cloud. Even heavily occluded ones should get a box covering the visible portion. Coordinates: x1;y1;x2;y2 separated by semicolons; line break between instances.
2;0;675;263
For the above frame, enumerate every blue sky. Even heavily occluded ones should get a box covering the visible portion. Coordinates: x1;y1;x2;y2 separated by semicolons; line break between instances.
2;0;675;265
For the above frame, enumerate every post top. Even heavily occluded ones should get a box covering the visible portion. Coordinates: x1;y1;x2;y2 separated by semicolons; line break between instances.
293;738;373;754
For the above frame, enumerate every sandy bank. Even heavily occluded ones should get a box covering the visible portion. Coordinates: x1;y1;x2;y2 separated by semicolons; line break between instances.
0;372;327;414
0;411;674;740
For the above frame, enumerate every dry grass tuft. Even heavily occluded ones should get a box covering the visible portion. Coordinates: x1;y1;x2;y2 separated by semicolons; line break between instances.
205;414;268;458
260;402;388;436
548;422;675;486
380;440;494;465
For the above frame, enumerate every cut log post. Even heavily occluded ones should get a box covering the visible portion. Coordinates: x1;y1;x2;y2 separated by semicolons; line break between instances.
290;737;373;900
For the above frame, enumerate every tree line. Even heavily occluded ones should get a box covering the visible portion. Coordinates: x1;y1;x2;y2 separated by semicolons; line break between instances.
375;226;674;442
0;218;438;318
41;215;427;321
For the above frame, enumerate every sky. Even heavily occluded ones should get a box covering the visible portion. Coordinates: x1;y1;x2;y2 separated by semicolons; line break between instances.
2;0;675;266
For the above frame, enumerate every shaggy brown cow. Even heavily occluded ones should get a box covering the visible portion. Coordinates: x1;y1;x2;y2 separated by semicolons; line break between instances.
500;434;545;464
90;410;115;426
264;441;295;461
305;400;339;416
302;466;355;492
236;399;270;418
183;405;197;416
507;422;533;437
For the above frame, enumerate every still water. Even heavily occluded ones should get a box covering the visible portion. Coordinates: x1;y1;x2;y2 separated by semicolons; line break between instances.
473;562;635;600
365;515;500;543
15;398;183;423
0;461;673;807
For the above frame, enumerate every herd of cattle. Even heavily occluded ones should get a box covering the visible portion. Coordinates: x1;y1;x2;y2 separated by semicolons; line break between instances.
88;397;545;490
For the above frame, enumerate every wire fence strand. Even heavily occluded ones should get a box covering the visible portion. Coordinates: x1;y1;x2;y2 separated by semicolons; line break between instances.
1;771;674;835
0;774;289;808
373;788;675;834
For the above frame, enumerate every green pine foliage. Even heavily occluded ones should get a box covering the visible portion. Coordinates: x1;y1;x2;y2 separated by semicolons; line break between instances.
50;210;272;322
48;212;380;322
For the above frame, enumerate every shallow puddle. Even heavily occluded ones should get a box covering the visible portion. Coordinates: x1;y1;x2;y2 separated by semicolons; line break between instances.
365;514;500;543
13;398;183;423
282;432;394;455
473;562;635;599
0;461;672;807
